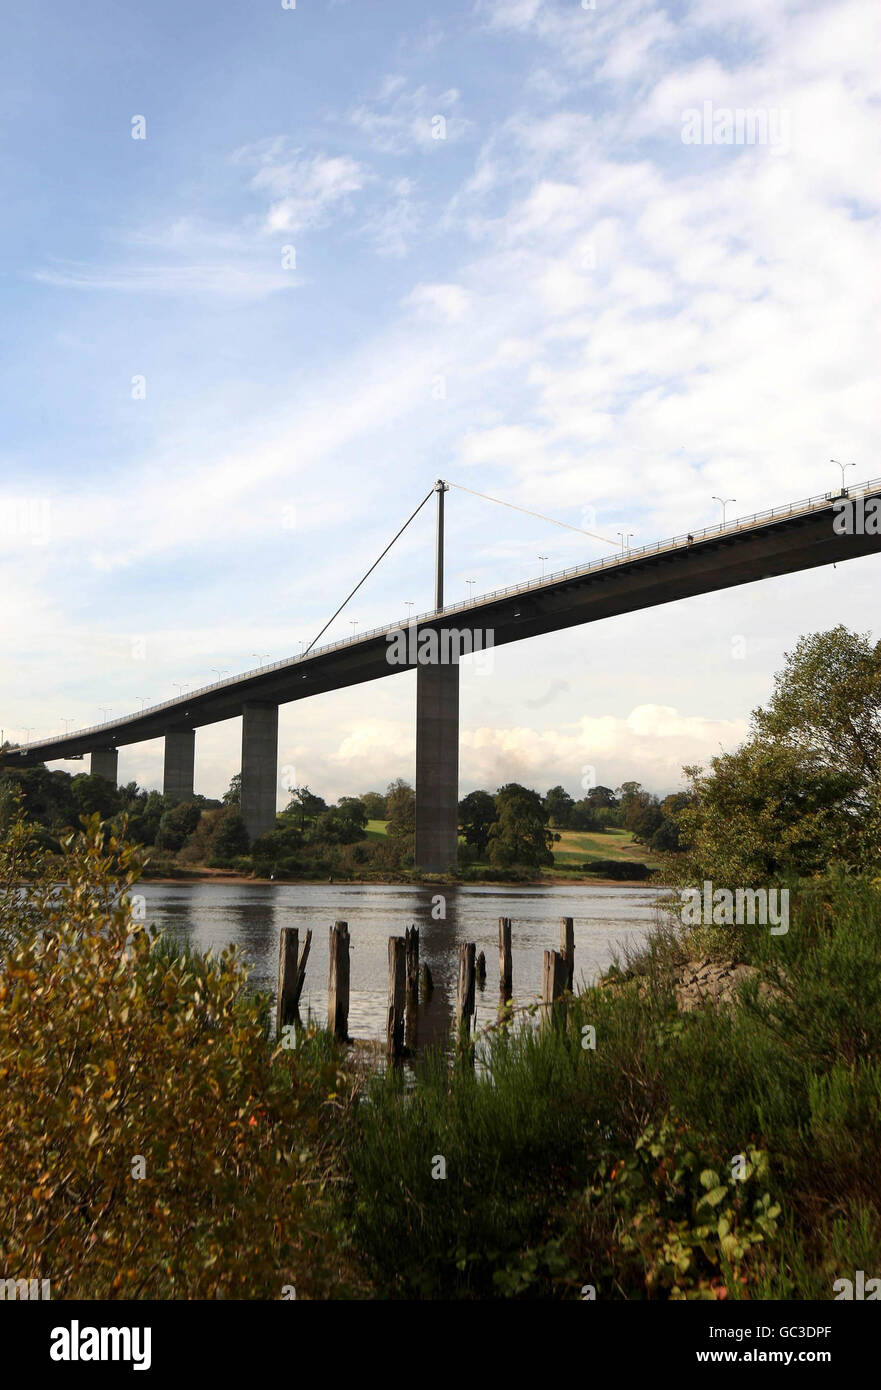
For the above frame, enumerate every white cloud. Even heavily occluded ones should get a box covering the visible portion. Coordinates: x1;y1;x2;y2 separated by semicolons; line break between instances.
404;281;470;321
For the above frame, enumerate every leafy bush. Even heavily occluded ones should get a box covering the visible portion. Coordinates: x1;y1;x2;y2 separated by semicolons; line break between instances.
0;815;355;1299
583;858;653;880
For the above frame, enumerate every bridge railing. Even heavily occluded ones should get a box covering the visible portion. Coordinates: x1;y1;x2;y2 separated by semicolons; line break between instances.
19;474;881;752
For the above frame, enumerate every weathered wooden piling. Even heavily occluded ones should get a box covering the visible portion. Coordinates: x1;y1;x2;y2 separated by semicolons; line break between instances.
476;950;486;987
405;925;419;1009
457;942;476;1040
420;963;434;998
498;917;513;1000
387;935;407;1059
560;916;575;992
405;924;419;1050
276;927;300;1036
327;920;351;1042
292;927;312;1009
541;948;568;1028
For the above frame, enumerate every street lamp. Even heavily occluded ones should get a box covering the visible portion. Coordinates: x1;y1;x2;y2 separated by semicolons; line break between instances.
99;707;111;723
60;717;74;734
712;496;736;526
211;668;229;681
350;620;358;639
251;653;270;667
23;726;34;743
136;698;147;711
466;579;476;601
617;531;634;554
173;682;188;699
538;554;548;579
831;458;855;494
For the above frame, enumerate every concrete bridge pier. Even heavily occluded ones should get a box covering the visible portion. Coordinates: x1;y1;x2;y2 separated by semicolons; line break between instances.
163;728;195;803
415;660;459;873
90;748;118;784
241;702;278;844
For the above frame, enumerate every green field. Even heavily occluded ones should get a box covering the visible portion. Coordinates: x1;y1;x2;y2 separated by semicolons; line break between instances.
551;825;661;869
365;818;657;873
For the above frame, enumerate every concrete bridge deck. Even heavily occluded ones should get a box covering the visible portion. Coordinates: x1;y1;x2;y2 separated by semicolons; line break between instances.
4;476;880;866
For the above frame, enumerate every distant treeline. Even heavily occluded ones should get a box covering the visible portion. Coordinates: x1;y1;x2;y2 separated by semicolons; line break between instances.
0;760;680;876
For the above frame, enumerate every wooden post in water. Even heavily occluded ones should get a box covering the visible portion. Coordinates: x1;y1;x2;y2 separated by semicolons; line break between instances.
405;925;419;1051
541;949;568;1029
560;917;575;992
387;935;407;1060
328;920;351;1042
276;927;299;1037
476;950;486;987
457;942;476;1041
499;917;513;1001
292;928;312;1010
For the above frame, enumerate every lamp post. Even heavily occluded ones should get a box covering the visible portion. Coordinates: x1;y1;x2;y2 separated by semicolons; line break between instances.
538;554;548;579
617;531;634;554
712;496;736;526
831;458;855;494
173;683;187;699
466;579;476;601
251;653;270;667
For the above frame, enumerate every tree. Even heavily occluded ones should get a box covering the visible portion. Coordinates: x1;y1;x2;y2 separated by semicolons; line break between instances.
337;797;368;831
543;785;575;829
588;785;618;809
752;626;881;792
311;804;367;844
458;789;497;857
679;742;863;881
617;781;657;831
386;779;416;838
360;791;387;820
223;773;241;806
569;798;601;831
286;786;327;831
488;783;554;868
156;801;202;853
678;627;881;881
208;808;250;865
127;790;165;846
71;773;122;822
630;804;664;843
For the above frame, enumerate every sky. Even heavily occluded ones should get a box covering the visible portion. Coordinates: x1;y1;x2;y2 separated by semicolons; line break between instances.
1;0;879;807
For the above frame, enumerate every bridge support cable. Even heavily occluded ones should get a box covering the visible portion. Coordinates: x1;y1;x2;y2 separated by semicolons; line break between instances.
446;480;619;548
303;486;436;656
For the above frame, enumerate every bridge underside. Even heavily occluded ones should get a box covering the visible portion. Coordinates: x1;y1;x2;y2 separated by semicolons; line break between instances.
4;487;880;872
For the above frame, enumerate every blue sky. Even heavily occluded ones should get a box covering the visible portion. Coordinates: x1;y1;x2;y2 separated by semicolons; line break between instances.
1;0;879;804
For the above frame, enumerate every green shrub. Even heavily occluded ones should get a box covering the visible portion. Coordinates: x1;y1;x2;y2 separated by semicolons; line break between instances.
0;815;355;1299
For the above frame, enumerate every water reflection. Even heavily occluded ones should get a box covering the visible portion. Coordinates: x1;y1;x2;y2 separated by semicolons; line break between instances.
139;881;671;1052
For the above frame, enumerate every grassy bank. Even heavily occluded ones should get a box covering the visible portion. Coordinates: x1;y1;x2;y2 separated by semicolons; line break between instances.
337;872;881;1298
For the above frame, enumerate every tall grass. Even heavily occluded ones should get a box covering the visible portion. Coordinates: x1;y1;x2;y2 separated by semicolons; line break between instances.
339;875;881;1299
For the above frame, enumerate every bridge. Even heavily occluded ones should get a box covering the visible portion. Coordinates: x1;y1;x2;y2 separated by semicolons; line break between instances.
4;476;880;870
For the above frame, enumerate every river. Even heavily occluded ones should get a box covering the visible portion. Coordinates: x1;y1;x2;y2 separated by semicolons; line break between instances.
140;880;673;1050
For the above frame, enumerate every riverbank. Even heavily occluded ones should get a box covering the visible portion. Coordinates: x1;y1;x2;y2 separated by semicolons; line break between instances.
141;866;660;889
